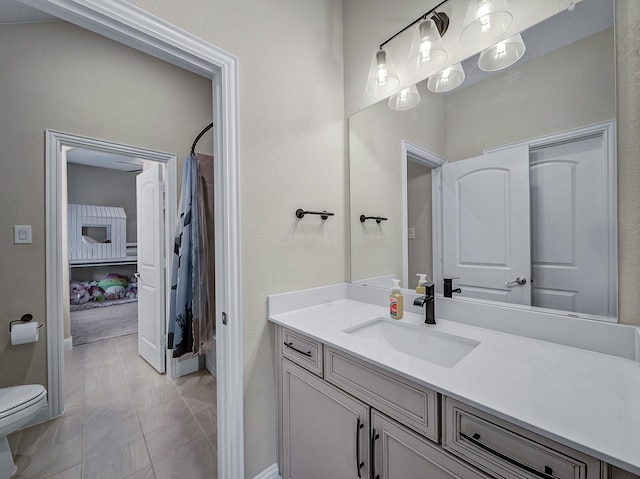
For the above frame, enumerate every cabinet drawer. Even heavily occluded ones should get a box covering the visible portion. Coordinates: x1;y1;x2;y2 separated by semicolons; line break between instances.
443;397;602;479
324;347;439;442
280;327;323;377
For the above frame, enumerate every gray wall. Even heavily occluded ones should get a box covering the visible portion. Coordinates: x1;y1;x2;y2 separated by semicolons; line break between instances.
125;0;346;474
0;21;211;392
446;28;615;162
407;161;432;290
67;163;138;243
616;0;640;328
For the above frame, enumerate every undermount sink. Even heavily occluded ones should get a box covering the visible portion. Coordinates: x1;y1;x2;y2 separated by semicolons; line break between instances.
344;318;480;368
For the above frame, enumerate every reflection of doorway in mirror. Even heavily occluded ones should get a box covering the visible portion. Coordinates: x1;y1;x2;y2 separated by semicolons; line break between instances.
407;161;432;290
401;140;446;291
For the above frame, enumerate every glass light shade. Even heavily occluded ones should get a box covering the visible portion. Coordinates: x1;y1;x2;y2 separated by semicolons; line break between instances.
388;85;421;110
407;19;447;75
365;49;400;97
427;63;466;93
478;33;526;71
461;0;513;46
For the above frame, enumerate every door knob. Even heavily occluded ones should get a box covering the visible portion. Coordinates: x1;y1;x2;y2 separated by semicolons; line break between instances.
134;272;141;280
505;276;527;286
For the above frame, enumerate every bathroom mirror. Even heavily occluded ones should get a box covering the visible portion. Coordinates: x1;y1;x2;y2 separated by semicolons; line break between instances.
349;0;617;321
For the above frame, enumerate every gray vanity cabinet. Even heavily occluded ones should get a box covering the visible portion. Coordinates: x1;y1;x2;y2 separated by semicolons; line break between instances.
281;359;370;479
276;326;609;479
371;411;491;479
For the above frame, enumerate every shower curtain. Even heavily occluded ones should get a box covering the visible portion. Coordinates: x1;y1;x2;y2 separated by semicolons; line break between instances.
168;154;214;358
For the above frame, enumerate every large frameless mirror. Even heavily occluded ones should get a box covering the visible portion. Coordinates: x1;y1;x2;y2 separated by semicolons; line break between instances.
349;0;616;322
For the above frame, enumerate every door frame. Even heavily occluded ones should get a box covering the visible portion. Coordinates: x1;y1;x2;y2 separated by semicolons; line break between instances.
29;0;244;477
47;131;176;375
401;140;446;291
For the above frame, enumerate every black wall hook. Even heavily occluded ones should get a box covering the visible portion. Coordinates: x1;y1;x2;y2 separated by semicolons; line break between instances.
296;209;335;220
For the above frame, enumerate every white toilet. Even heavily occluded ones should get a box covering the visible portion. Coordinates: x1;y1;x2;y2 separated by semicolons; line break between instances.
0;385;47;479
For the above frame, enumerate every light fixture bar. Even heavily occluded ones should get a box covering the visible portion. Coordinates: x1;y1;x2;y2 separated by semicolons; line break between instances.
378;0;451;50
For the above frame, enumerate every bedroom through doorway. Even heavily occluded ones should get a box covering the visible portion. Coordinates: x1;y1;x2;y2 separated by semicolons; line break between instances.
66;149;142;347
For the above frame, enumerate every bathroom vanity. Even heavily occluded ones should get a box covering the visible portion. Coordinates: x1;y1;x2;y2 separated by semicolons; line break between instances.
269;284;640;479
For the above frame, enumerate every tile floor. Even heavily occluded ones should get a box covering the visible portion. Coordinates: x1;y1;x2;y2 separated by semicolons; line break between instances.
8;334;217;479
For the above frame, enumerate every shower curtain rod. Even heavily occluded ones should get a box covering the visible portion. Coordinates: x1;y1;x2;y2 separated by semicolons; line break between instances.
190;122;214;156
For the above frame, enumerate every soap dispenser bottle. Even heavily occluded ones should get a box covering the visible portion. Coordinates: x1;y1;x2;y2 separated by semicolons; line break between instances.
390;279;404;320
416;274;427;294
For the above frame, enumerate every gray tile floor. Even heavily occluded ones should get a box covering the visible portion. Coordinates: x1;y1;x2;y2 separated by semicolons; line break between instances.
8;334;217;479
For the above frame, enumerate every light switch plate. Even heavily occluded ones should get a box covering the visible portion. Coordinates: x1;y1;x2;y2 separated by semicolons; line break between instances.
14;225;32;244
408;227;416;240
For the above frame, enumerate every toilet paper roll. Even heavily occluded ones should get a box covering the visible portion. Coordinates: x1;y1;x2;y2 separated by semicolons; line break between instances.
11;321;40;345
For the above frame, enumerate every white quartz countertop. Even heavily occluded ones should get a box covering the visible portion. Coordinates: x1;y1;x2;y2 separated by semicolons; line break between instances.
269;298;640;475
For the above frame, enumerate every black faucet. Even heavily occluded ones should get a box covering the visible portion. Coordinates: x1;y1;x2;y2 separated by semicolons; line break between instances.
444;278;462;298
413;282;435;324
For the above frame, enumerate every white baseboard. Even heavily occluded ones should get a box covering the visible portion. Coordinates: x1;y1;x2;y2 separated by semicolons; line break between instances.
205;354;216;378
205;336;217;378
252;463;280;479
63;337;73;351
175;356;200;377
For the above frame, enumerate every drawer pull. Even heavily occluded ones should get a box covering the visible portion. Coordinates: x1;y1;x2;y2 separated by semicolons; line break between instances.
460;431;557;479
372;430;380;479
355;417;365;478
284;341;312;357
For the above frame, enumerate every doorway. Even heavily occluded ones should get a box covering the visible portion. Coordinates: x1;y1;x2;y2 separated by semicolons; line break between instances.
66;152;143;348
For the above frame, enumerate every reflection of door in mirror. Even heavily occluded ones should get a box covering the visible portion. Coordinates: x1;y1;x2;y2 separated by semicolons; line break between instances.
407;161;432;290
442;145;532;305
442;124;616;320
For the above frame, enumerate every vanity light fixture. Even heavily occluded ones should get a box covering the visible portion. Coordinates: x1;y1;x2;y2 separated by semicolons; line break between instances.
407;17;448;75
427;62;465;93
365;49;401;97
388;85;421;110
477;33;526;71
461;0;513;46
365;0;450;98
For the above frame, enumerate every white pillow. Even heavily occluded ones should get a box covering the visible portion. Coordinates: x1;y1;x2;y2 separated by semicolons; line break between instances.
81;235;99;244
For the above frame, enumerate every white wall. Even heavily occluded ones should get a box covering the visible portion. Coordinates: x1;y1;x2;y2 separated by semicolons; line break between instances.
124;1;346;475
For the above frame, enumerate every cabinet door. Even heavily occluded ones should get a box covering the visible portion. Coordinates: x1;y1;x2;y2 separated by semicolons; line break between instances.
282;359;370;479
372;411;490;479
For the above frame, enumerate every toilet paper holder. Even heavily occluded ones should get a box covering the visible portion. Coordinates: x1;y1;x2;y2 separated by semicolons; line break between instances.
8;314;42;333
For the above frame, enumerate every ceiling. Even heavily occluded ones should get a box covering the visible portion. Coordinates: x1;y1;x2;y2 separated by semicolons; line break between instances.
66;148;144;172
0;1;57;24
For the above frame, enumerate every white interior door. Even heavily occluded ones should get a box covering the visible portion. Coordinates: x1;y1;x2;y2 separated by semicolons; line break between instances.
442;145;531;304
136;163;166;373
530;136;610;316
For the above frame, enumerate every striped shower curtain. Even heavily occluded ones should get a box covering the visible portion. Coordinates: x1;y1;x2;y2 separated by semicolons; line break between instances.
168;155;214;358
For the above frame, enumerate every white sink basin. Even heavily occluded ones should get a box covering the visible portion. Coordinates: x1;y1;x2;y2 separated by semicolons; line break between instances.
344;318;480;368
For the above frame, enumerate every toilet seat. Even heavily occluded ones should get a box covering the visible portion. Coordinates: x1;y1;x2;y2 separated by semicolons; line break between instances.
0;385;46;420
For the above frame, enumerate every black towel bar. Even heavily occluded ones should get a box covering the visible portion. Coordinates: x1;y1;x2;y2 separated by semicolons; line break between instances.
360;215;388;224
296;209;335;220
